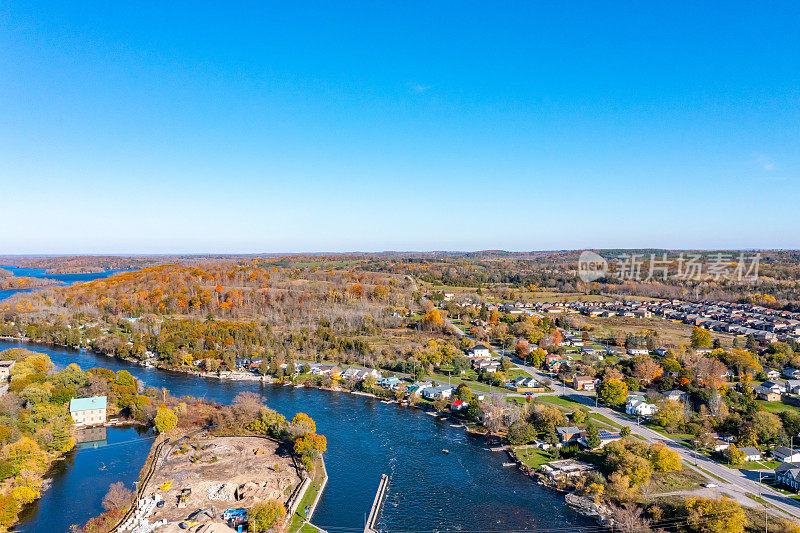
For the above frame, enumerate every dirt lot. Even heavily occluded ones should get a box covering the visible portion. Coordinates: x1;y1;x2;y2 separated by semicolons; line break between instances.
143;434;301;533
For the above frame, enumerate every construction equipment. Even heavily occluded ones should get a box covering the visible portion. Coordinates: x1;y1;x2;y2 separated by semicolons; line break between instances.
177;487;191;508
188;506;216;520
222;508;247;521
159;481;173;490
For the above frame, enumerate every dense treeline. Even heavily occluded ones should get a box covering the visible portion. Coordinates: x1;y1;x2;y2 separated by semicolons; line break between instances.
0;348;160;530
0;262;432;373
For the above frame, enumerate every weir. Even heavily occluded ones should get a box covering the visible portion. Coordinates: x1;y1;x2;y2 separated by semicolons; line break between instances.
363;474;389;533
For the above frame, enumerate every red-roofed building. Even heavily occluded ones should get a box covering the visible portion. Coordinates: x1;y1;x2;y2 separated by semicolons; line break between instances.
451;399;468;411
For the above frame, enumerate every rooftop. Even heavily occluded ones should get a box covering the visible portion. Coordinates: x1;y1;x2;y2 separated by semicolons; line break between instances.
69;396;107;412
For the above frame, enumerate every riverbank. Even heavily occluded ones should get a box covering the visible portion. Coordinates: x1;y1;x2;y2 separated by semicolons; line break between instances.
123;433;303;533
1;338;595;533
288;455;328;533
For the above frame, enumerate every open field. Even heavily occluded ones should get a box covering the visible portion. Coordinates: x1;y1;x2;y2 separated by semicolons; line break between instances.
143;435;301;533
576;315;732;348
649;467;707;493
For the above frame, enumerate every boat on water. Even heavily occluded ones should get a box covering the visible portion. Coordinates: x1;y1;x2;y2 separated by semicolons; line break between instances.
442;449;450;454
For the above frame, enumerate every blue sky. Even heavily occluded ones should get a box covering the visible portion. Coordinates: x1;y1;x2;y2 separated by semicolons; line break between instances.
1;1;798;253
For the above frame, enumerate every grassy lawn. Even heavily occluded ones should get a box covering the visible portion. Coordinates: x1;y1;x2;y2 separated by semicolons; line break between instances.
588;413;622;429
288;458;326;532
506;397;533;406
756;400;798;415
537;395;586;410
650;467;706;493
288;479;323;532
513;446;553;469
644;423;694;440
506;368;532;380
736;460;781;470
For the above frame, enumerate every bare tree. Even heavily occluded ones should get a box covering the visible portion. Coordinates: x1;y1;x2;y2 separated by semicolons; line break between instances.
102;481;133;512
610;503;651;533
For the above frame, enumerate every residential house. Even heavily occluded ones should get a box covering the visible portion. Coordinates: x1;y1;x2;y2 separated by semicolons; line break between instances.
0;360;14;382
664;390;689;403
759;390;781;402
69;396;107;427
556;426;582;445
342;367;380;381
470;343;492;358
757;381;785;401
773;447;800;463
775;463;800;492
508;377;544;392
785;380;800;395
475;359;500;373
627;348;649;356
376;376;402;389
713;439;731;452
581;345;600;356
450;399;468;411
766;369;781;380
421;385;453;400
626;396;658;417
407;381;434;396
540;459;596;480
784;367;800;380
545;354;569;372
309;364;341;377
739;446;762;462
582;430;623;449
573;376;597;391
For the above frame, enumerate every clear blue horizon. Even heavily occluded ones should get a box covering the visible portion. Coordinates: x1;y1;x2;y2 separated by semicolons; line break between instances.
2;2;798;254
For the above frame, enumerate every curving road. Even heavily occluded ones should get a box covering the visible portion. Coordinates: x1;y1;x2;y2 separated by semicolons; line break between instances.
407;276;800;520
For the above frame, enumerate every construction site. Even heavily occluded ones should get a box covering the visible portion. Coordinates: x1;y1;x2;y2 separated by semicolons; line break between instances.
126;434;304;533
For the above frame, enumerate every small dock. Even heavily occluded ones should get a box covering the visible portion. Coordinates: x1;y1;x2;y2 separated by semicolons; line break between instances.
363;474;389;533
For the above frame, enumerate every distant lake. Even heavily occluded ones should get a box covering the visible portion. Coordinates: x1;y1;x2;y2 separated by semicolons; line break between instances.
0;266;123;301
1;340;592;533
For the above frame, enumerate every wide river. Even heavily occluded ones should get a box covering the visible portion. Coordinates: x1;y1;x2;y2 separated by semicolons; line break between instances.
1;270;591;533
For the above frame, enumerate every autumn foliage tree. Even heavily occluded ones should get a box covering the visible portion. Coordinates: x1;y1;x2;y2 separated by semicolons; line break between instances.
598;378;628;406
649;442;681;472
294;433;327;460
685;496;745;533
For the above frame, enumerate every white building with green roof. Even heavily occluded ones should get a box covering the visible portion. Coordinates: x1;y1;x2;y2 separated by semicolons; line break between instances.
69;396;107;427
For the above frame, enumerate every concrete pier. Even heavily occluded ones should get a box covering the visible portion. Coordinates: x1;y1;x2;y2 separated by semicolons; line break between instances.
364;474;389;533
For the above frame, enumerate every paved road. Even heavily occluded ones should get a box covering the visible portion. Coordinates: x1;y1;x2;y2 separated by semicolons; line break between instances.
407;277;800;519
510;352;800;519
